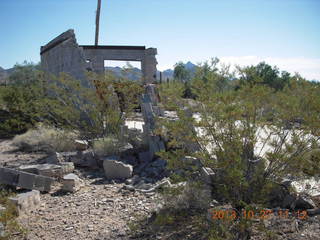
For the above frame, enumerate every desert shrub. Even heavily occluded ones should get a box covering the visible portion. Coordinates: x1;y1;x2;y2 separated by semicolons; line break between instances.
12;124;78;153
127;128;148;150
0;63;47;137
237;62;290;91
158;60;320;208
160;181;211;211
113;80;144;113
158;81;185;111
45;71;123;140
0;62;137;141
92;136;129;157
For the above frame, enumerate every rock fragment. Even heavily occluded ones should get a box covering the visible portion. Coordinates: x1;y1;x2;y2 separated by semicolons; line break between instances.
0;167;53;192
103;160;133;180
62;173;83;192
8;190;41;215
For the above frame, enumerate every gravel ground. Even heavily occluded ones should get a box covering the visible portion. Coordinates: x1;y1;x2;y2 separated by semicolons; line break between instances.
1;139;320;240
0;139;159;240
0;139;47;168
17;174;158;240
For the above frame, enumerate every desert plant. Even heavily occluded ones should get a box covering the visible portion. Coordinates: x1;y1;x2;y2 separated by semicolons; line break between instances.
158;60;320;208
92;136;129;157
12;124;78;153
0;189;27;240
0;62;133;141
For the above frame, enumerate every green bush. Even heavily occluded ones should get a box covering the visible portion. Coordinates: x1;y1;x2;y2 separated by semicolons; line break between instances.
158;60;320;208
0;62;140;141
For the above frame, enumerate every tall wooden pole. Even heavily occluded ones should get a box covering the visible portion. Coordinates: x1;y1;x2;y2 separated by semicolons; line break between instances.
95;0;102;46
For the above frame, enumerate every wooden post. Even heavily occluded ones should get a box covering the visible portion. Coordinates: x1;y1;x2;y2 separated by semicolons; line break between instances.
95;0;102;46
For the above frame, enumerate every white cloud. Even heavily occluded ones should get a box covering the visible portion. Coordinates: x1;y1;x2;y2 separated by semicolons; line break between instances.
219;56;320;81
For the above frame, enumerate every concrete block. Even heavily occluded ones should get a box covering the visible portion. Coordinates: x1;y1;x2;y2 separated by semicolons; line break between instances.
34;175;54;192
37;164;63;178
0;168;20;186
9;190;40;216
0;167;54;192
103;160;133;180
44;152;65;164
62;173;82;192
18;172;36;190
61;162;75;175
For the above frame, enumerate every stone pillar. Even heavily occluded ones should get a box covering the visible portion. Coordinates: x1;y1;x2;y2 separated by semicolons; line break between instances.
90;56;105;73
143;48;158;84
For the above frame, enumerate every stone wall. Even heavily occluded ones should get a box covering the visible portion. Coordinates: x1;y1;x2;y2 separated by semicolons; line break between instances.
41;29;158;85
40;29;91;87
40;29;162;157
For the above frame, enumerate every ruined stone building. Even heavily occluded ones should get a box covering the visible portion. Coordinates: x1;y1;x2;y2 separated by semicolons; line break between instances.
41;29;165;159
40;29;158;86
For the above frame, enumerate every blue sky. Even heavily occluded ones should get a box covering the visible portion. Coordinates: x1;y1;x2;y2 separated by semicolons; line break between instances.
0;0;319;80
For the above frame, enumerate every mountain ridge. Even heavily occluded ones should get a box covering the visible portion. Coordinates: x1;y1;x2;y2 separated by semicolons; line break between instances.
0;62;198;83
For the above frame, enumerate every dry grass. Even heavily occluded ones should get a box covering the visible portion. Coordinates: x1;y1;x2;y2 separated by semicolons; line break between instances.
0;189;27;240
92;136;126;157
12;124;78;153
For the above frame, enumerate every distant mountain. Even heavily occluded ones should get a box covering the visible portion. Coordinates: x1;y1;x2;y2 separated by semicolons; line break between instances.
0;61;198;84
104;61;198;82
105;66;142;81
160;69;174;81
184;61;197;71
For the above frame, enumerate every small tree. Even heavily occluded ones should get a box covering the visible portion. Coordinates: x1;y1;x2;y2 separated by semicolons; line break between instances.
237;62;290;91
0;62;135;141
173;62;191;83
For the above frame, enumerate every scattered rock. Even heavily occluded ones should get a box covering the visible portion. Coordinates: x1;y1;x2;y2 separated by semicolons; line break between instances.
62;173;83;192
119;143;134;156
19;163;71;178
295;195;316;210
200;167;215;185
70;150;97;168
291;177;320;197
61;162;75;175
125;175;140;185
44;152;65;164
181;156;201;167
74;140;89;151
137;179;171;193
307;208;320;216
103;160;133;180
282;194;316;210
9;190;41;215
0;167;54;192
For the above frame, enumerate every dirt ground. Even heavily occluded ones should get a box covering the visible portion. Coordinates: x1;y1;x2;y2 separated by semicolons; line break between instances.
0;139;158;240
1;139;320;240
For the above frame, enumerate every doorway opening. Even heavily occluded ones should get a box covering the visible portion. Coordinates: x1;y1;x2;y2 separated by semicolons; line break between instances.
104;60;142;81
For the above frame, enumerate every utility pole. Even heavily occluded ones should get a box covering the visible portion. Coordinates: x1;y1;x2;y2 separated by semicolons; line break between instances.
95;0;102;46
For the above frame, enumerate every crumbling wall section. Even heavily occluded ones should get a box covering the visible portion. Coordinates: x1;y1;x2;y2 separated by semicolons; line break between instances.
40;29;91;87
